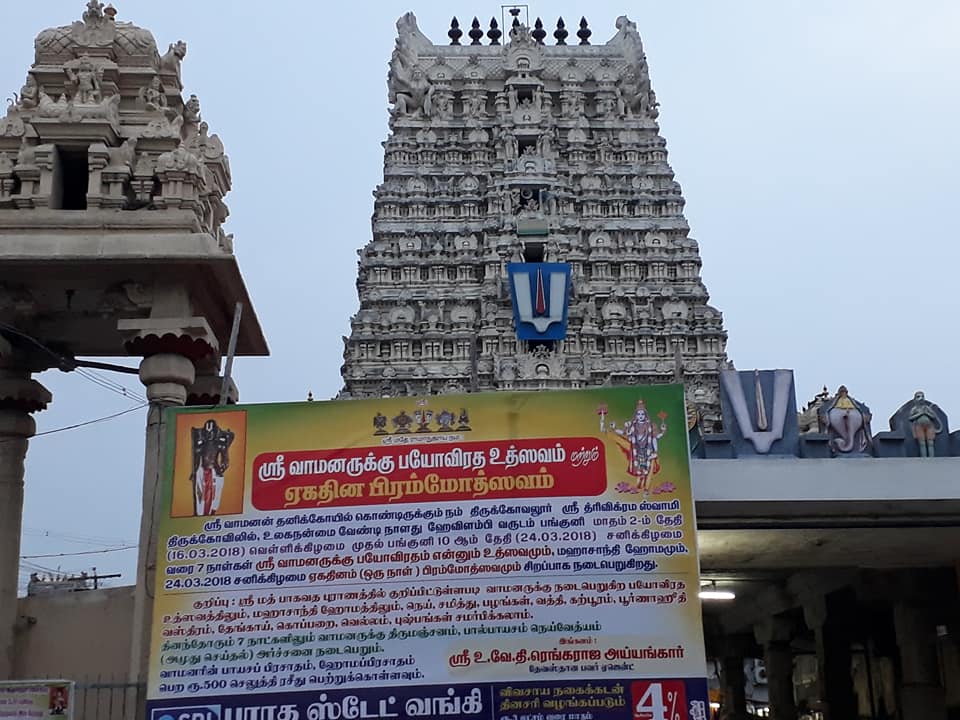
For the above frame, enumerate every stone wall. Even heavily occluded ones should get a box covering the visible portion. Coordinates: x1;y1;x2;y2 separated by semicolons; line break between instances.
13;587;134;680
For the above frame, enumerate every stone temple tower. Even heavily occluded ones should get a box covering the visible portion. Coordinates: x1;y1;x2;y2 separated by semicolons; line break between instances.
341;13;728;425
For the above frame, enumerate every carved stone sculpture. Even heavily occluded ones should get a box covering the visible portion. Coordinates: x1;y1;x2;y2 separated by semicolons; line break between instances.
617;66;654;118
15;138;36;169
818;386;872;456
64;55;103;104
156;145;203;176
183;94;201;124
907;392;944;457
142;112;184;139
500;127;518;160
160;40;187;84
0;108;25;138
798;386;830;434
17;75;39;109
139;76;167;111
36;90;68;118
388;14;434;117
70;0;115;47
106;137;137;170
390;65;432;117
888;391;947;458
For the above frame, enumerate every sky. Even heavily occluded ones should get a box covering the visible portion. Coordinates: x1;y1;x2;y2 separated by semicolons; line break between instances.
2;0;958;591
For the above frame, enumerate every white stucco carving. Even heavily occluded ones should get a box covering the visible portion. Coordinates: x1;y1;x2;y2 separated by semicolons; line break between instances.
0;2;232;240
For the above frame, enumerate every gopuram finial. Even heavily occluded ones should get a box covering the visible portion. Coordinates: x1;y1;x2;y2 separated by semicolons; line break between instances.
83;0;105;22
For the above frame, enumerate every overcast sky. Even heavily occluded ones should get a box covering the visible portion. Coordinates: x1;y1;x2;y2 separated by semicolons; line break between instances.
2;0;958;590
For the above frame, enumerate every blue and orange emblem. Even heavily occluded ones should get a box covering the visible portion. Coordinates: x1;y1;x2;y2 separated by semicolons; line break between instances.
506;262;572;341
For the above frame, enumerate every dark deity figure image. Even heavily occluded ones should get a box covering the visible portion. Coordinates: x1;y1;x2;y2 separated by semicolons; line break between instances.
190;419;235;516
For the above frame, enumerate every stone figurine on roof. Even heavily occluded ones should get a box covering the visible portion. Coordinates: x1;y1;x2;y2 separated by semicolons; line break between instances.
889;391;948;458
818;386;873;456
388;13;434;118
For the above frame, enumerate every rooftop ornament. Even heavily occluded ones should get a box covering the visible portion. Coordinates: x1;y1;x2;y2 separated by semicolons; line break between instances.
468;17;483;45
447;17;462;45
487;17;502;46
554;17;568;45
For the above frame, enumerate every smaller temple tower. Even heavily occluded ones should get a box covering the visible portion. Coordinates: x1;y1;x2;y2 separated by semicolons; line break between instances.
0;0;266;683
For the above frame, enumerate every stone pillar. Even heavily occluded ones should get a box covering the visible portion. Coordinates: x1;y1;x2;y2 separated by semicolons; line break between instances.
720;656;748;720
894;601;947;720
121;315;218;717
803;592;858;720
126;353;196;696
719;634;752;720
0;351;51;679
755;617;796;720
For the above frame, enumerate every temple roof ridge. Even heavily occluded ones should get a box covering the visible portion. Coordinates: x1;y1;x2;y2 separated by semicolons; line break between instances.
32;1;163;68
397;11;646;54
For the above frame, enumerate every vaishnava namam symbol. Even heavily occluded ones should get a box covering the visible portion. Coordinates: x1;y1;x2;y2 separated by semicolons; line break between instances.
507;262;571;341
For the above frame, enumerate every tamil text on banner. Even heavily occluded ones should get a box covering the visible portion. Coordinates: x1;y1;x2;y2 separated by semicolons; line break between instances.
147;386;708;720
0;680;74;720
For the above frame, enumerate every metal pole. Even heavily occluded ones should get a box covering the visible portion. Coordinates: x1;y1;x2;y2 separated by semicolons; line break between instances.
218;303;243;406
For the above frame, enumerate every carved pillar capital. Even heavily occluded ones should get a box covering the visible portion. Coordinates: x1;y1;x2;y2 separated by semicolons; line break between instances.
118;317;219;364
801;593;828;631
754;615;793;647
0;367;51;417
138;354;196;406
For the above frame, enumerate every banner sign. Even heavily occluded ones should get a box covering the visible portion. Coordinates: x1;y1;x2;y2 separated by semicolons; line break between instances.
0;680;74;720
147;386;708;720
507;262;571;341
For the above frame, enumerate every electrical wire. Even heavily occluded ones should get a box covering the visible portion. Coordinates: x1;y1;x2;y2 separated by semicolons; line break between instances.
21;545;138;559
22;527;135;547
20;559;62;574
32;403;148;438
0;402;147;446
0;321;68;367
76;367;146;402
0;321;146;401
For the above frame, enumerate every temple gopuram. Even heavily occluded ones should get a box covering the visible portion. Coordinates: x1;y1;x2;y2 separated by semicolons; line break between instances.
339;11;729;429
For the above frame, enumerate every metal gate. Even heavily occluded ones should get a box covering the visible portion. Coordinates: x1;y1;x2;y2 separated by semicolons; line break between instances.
72;678;145;720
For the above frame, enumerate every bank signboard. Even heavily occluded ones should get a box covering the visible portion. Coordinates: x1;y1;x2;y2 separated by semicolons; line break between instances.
147;386;708;720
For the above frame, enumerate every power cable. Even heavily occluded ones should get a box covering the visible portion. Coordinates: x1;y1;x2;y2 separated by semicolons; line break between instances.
24;525;133;542
32;403;148;438
0;402;148;446
21;545;138;559
22;527;135;547
20;559;62;574
0;321;146;401
75;367;146;402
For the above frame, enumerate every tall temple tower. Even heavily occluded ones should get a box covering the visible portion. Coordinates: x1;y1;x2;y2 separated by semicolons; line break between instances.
341;13;728;425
